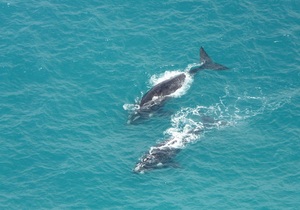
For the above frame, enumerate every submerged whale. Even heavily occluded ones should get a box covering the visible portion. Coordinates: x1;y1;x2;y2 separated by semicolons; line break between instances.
134;125;203;173
133;138;182;173
128;47;228;123
133;117;227;173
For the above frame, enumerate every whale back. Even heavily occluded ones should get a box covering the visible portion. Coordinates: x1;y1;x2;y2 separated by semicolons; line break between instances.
140;73;186;106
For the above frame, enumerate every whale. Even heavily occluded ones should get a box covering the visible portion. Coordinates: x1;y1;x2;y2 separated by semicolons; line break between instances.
133;138;181;173
128;47;228;123
133;116;227;173
133;125;203;174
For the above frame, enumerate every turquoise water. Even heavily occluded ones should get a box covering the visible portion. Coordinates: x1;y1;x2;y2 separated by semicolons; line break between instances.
1;0;300;209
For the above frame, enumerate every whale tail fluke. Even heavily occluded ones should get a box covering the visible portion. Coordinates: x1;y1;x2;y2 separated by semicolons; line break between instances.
189;47;229;74
200;47;229;70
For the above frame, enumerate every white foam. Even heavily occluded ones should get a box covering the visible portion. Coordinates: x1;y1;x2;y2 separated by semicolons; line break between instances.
123;103;139;111
159;103;237;150
162;107;205;149
150;70;183;86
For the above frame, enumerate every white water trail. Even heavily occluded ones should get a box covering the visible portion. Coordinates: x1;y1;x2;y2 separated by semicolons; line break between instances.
156;84;292;150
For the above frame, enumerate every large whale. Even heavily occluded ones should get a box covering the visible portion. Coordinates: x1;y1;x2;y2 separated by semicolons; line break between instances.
133;117;226;173
128;47;228;123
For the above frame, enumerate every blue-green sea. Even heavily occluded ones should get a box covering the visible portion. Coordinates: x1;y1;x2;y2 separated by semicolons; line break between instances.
1;0;300;209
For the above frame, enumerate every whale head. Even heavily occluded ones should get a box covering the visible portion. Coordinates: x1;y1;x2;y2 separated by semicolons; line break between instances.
134;153;163;173
133;147;180;173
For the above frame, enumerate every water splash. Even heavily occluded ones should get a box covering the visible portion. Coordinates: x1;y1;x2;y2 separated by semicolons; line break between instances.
162;106;230;149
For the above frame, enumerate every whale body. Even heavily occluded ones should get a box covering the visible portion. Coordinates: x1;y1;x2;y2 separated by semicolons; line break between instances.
128;47;228;123
134;139;181;173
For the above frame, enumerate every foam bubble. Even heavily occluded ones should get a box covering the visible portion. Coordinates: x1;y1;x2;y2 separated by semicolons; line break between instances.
160;103;237;150
123;103;139;111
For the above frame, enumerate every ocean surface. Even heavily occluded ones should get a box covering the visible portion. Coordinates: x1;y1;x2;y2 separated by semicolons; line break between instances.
1;0;299;209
